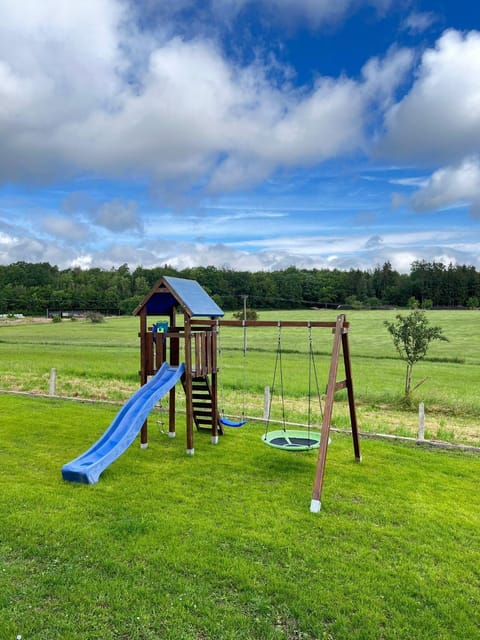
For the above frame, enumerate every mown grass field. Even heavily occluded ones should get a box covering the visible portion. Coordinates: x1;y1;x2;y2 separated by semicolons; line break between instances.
1;309;480;444
0;392;479;639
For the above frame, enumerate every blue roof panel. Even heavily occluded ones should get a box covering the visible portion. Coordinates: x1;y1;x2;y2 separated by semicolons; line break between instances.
163;276;224;317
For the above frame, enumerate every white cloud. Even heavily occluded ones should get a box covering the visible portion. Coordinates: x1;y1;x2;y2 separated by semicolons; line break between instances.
389;176;428;187
0;0;399;193
411;157;480;217
41;215;89;241
0;2;479;276
66;36;367;192
0;0;128;182
3;2;477;199
94;199;142;232
0;210;478;273
402;11;437;35
361;46;414;109
378;30;480;164
210;0;393;27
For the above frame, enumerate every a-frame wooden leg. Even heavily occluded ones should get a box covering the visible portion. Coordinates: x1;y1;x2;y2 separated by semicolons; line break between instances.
342;330;362;462
310;315;361;512
310;315;344;513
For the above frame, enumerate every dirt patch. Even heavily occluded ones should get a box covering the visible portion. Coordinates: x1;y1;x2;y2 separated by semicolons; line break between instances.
0;316;52;326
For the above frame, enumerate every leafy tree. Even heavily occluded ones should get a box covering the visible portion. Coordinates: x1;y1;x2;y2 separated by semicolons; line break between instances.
384;310;448;397
232;308;258;320
344;295;364;309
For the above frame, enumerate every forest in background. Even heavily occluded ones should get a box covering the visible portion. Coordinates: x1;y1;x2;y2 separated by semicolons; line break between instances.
0;259;479;316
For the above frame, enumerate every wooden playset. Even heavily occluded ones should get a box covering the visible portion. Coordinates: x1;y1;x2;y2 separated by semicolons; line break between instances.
134;276;361;512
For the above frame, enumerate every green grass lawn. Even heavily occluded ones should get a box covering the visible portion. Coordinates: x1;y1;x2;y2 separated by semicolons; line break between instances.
1;393;479;639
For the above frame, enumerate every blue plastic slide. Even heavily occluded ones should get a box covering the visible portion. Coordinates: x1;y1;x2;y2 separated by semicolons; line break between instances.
62;362;186;484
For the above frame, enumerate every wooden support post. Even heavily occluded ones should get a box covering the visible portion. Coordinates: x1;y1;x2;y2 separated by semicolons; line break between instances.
168;307;178;438
155;327;165;371
210;327;219;442
342;328;361;462
310;315;348;513
184;312;194;455
139;310;149;448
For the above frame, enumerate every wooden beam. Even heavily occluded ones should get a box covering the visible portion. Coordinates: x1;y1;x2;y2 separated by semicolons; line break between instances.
310;315;346;512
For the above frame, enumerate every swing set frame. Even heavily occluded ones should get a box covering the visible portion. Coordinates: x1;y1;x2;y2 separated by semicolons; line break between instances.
213;315;362;512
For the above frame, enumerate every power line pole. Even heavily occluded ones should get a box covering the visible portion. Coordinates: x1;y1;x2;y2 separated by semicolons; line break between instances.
241;294;248;353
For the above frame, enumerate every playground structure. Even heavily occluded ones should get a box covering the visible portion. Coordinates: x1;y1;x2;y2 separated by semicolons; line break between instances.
62;276;361;511
135;276;225;451
61;276;224;483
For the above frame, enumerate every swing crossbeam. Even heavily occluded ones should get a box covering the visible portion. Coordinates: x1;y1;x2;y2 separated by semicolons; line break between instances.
195;319;349;329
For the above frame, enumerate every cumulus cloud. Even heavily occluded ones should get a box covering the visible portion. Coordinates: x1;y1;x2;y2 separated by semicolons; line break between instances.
60;193;143;232
1;2;479;275
378;30;480;164
0;0;128;182
361;47;414;110
94;199;142;232
1;1;475;198
0;0;402;194
51;37;369;193
41;215;89;241
411;157;480;217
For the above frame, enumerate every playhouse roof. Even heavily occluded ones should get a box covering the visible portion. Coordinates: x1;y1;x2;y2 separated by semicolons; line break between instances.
133;276;224;318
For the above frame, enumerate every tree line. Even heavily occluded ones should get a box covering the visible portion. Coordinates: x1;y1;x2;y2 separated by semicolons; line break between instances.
0;259;479;316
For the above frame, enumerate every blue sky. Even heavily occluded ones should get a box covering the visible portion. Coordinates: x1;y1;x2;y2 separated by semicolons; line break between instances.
0;0;479;273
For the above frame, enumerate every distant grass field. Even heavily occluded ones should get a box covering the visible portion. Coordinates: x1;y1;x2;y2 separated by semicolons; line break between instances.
0;393;479;639
1;309;480;444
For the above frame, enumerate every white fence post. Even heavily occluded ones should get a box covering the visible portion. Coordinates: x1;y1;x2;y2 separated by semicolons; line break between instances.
49;368;57;396
263;386;270;421
418;402;425;440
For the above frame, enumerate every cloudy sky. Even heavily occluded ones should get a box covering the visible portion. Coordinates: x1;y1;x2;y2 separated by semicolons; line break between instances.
1;0;479;273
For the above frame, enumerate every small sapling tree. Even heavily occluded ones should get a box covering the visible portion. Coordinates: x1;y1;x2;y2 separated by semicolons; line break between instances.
232;308;258;320
384;310;448;397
